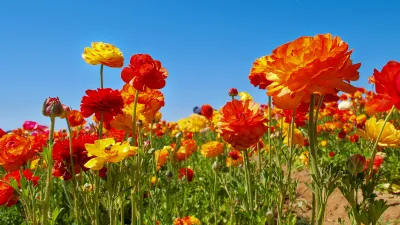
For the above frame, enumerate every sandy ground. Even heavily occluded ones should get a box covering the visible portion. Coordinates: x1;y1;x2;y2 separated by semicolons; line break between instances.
292;170;400;225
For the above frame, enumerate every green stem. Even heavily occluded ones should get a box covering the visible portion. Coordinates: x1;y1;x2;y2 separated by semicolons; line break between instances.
366;105;396;184
65;119;81;224
308;94;322;225
130;90;139;225
100;64;104;88
286;109;296;215
267;96;272;167
243;150;253;216
42;117;55;225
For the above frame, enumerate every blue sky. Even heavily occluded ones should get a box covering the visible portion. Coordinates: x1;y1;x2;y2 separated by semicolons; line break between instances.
0;0;399;130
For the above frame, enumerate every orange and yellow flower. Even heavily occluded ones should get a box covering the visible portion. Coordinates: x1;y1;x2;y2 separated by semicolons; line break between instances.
0;134;34;171
200;141;224;158
173;216;201;225
82;42;124;68
255;34;361;109
218;100;268;150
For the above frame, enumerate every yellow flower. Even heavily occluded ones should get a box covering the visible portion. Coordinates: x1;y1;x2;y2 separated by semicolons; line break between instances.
299;151;309;165
30;158;41;170
283;128;304;148
356;117;400;147
82;42;124;68
211;110;222;126
238;92;253;101
200;141;224;158
320;140;328;147
84;138;131;170
177;114;208;133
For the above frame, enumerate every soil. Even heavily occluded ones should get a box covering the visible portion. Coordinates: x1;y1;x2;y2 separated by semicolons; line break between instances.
292;170;400;225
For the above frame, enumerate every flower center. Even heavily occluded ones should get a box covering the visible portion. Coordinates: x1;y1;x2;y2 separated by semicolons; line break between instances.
236;112;246;121
6;141;17;149
104;144;118;157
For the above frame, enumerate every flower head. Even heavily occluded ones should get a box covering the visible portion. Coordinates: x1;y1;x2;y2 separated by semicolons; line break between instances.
0;134;34;171
372;61;400;111
228;88;239;97
42;97;65;118
218;100;268;150
82;42;124;68
68;110;86;127
0;169;39;207
259;34;360;109
121;54;168;91
200;141;224;158
178;168;194;182
200;104;214;120
80;88;124;123
356;117;400;147
84;138;132;170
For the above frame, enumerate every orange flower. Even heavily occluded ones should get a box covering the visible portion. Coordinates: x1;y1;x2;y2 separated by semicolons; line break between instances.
175;139;197;161
372;61;400;111
259;34;360;109
110;113;132;132
82;42;124;68
154;146;171;170
0;134;34;171
226;150;243;167
248;56;273;89
200;141;224;158
121;54;168;91
67;110;86;127
218;100;268;150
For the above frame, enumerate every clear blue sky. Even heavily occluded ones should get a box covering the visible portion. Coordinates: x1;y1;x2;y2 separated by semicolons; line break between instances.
1;0;399;130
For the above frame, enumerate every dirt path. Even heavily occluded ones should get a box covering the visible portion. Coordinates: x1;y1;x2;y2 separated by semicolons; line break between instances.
292;170;400;225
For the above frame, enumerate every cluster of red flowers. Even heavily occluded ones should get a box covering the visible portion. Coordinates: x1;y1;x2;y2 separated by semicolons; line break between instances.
0;170;39;207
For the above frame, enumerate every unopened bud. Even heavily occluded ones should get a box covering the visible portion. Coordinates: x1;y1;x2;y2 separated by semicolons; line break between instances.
228;88;238;97
347;154;366;175
42;97;64;118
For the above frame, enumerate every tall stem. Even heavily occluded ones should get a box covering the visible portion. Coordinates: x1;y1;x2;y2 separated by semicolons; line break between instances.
42;117;55;225
308;95;321;225
66;119;80;224
366;105;396;183
243;150;253;217
130;90;140;225
267;96;272;167
100;64;104;88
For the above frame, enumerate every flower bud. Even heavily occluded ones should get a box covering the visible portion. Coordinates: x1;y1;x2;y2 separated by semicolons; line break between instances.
228;88;238;97
60;104;71;119
42;97;64;118
347;154;366;174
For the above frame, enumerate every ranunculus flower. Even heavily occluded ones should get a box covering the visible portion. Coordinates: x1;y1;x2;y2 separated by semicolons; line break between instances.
228;88;239;97
218;100;268;150
338;101;353;111
200;104;214;120
121;54;168;91
257;34;361;109
248;56;273;89
0;134;34;171
67;110;86;127
356;117;400;147
347;154;366;174
372;61;400;111
82;42;124;68
42;97;65;118
80;88;124;123
200;141;224;158
0;169;39;207
178;168;194;182
84;138;132;170
22;121;38;131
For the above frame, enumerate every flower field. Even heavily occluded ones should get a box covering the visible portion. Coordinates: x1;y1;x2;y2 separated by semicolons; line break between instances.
1;34;400;225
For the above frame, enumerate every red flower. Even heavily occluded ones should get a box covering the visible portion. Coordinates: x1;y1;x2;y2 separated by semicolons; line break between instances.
0;129;6;139
68;110;86;127
373;61;400;111
80;88;124;123
121;54;168;91
200;104;214;120
178;168;194;182
228;88;238;97
349;134;359;143
0;169;39;207
364;155;385;173
52;134;97;180
338;129;346;139
229;151;241;160
329;151;335;158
